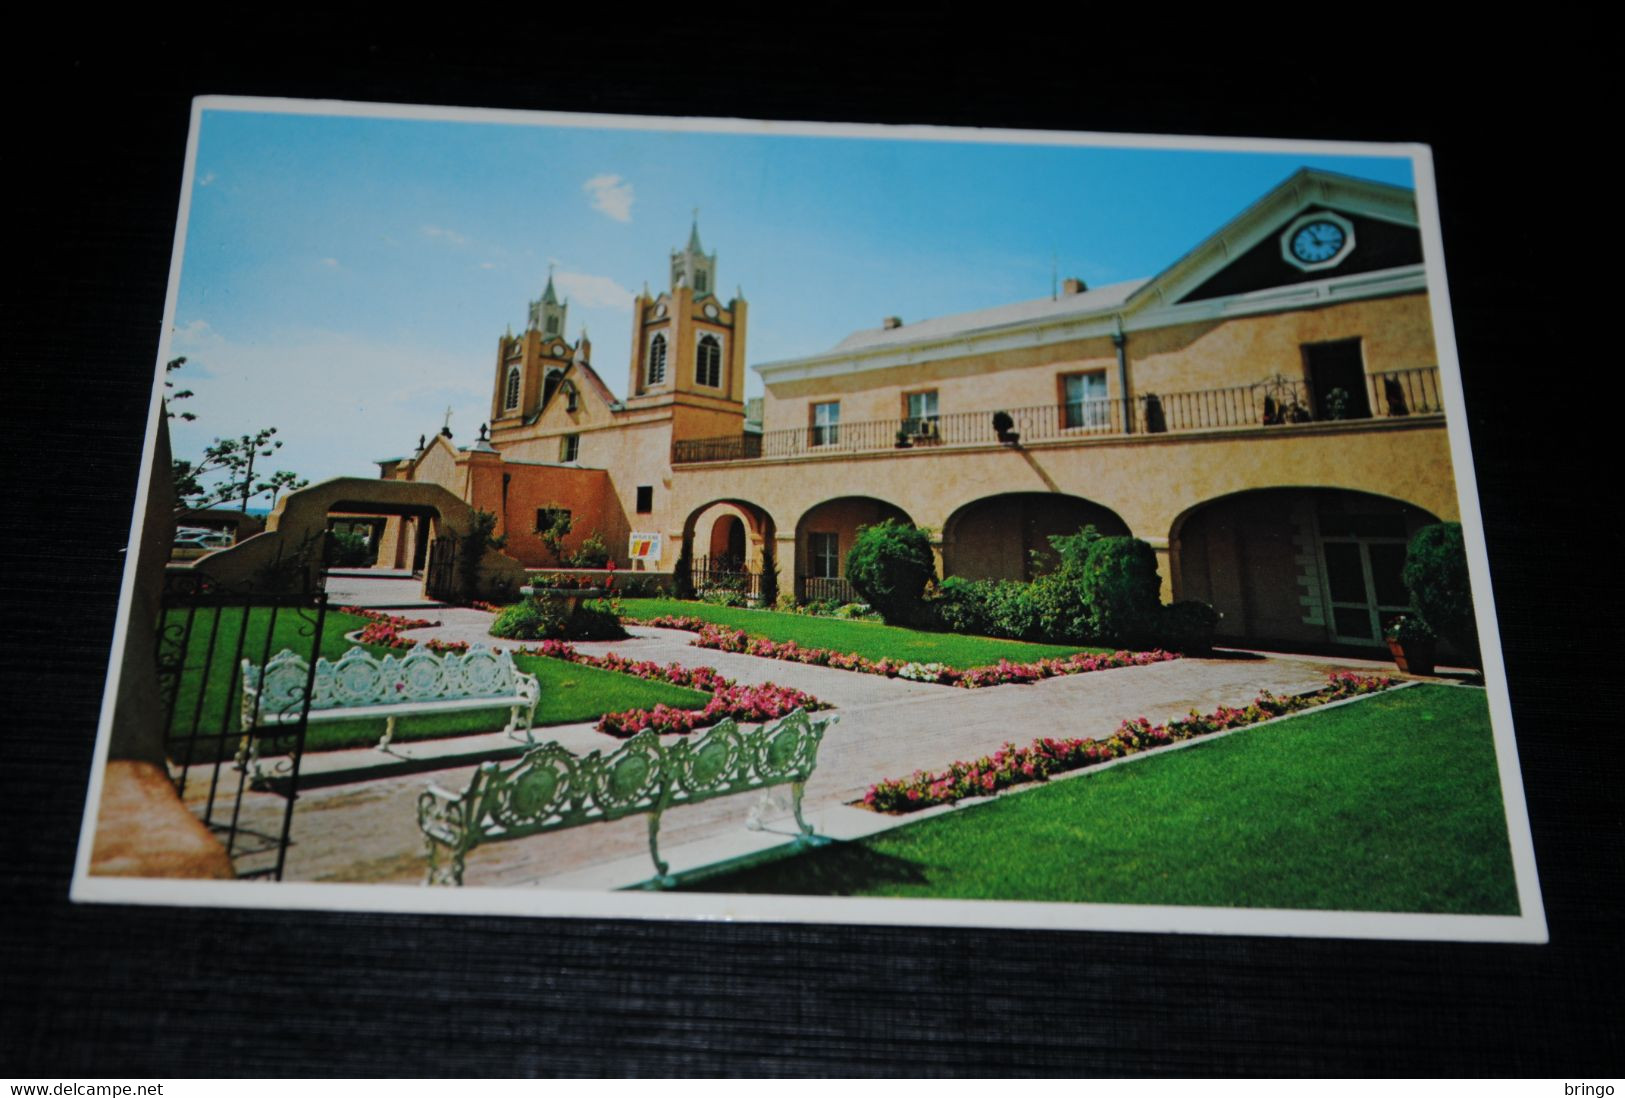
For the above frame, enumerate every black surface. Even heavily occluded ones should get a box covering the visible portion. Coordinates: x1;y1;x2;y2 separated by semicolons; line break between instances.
4;24;1618;1077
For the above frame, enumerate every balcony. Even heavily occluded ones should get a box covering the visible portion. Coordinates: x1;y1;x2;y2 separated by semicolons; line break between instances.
671;367;1442;465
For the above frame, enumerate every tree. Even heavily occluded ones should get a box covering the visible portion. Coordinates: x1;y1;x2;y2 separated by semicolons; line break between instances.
166;357;308;514
845;519;935;624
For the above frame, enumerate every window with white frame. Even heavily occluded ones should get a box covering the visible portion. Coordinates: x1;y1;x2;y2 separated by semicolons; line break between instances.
905;390;938;435
696;333;722;388
811;401;840;446
647;333;667;386
1063;371;1110;429
810;532;839;578
504;365;521;410
559;434;579;462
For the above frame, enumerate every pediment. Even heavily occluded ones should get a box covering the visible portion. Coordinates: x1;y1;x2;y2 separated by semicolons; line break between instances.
1127;169;1422;312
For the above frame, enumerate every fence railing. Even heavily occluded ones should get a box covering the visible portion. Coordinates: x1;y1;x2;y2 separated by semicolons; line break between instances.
801;575;857;604
671;367;1441;464
691;556;766;604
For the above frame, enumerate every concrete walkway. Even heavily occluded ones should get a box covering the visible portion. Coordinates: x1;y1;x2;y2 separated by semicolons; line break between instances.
202;584;1405;890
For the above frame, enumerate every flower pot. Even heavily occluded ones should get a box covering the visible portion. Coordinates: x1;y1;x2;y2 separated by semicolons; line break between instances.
1386;637;1435;676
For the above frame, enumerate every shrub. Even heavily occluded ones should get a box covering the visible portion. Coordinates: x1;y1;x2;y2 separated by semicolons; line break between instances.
489;596;626;641
1402;522;1478;662
1384;613;1436;645
324;529;374;568
1159;600;1220;655
834;601;876;620
569;601;629;641
844;520;937;624
489;596;569;640
1077;535;1163;645
774;590;799;614
567;530;611;568
673;538;695;599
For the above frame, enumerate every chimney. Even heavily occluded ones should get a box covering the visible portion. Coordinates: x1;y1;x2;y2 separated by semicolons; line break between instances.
882;316;903;330
1061;278;1087;295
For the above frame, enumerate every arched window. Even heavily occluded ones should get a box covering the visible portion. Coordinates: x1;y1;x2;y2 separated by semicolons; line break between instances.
695;334;722;388
504;366;521;410
647;333;667;386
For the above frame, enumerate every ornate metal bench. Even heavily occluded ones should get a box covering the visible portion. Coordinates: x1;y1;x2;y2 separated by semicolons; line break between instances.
240;645;541;774
416;707;836;887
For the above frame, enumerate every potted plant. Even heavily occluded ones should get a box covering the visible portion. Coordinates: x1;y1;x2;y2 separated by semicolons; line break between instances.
1384;614;1437;675
895;429;912;449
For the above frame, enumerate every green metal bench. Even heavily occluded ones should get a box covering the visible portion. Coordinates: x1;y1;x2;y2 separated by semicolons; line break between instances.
416;707;836;887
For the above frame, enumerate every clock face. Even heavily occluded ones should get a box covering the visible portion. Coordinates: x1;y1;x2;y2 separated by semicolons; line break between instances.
703;302;719;319
1291;220;1347;264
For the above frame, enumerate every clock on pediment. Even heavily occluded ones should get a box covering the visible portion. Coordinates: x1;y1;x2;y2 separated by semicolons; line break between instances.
1280;210;1355;273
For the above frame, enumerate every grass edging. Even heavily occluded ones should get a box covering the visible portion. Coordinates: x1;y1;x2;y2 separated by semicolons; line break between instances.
860;678;1420;824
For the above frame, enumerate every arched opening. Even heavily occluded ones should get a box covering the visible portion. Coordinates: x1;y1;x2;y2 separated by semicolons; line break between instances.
707;513;747;568
942;492;1130;582
1171;487;1441;650
680;498;778;605
792;496;914;604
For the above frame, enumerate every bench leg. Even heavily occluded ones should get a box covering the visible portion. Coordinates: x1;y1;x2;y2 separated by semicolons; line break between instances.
424;835;466;887
790;780;826;847
379;715;398;751
647;809;673;888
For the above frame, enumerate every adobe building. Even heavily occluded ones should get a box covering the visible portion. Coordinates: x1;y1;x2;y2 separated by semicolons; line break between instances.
377;169;1456;653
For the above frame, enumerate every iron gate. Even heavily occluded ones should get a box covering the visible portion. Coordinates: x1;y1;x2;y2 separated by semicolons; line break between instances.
691;556;764;604
154;571;327;881
424;534;458;602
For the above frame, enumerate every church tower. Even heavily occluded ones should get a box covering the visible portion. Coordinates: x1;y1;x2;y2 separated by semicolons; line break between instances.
627;218;748;418
491;270;581;427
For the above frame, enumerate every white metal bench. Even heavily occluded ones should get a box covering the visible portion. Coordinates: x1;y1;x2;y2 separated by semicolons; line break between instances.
240;645;541;774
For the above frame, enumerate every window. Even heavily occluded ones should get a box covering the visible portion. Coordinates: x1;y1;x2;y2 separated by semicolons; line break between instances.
545;314;559;336
636;485;653;514
811;401;840;446
647;333;667;385
535;507;570;533
504;366;521;410
810;532;839;578
694;269;708;295
560;434;579;462
696;334;722;388
1063;371;1110;429
905;390;938;436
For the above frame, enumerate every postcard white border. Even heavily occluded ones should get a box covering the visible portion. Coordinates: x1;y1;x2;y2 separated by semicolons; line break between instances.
71;95;1547;945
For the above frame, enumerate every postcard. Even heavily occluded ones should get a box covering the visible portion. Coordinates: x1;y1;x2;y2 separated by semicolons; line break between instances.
72;96;1546;942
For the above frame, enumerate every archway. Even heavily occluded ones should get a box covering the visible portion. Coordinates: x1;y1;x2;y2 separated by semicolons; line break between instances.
792;496;914;604
679;498;779;604
190;476;528;602
1171;487;1441;650
942;492;1130;582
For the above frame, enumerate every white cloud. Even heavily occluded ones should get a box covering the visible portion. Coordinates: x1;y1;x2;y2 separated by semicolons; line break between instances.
320;257;340;268
165;325;492;484
197;171;217;187
583;174;634;223
553;269;635;310
422;225;470;246
480;261;497;270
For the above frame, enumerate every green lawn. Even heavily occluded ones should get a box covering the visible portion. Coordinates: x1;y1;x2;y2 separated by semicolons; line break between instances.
162;606;709;755
686;685;1520;915
618;598;1107;666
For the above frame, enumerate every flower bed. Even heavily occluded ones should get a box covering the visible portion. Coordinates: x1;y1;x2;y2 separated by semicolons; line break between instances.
864;671;1396;813
513;638;828;738
596;682;829;738
639;615;1178;688
338;607;442;649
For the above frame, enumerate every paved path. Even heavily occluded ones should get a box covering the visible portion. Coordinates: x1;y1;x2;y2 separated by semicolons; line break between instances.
206;586;1400;889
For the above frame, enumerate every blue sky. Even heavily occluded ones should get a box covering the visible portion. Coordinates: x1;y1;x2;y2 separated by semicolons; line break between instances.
167;105;1419;486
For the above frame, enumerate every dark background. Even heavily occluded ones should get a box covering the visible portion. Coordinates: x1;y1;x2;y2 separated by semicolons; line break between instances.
5;24;1618;1077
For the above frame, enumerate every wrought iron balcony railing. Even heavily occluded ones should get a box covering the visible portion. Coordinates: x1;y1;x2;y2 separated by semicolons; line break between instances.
671;367;1442;465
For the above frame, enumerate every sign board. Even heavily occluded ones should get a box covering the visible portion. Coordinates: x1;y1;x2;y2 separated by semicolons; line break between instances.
628;533;662;561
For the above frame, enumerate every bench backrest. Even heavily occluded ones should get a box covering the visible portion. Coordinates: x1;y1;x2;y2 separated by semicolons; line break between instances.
428;708;832;851
244;645;523;716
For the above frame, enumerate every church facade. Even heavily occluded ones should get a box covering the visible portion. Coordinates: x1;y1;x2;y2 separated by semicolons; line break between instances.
375;168;1456;653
